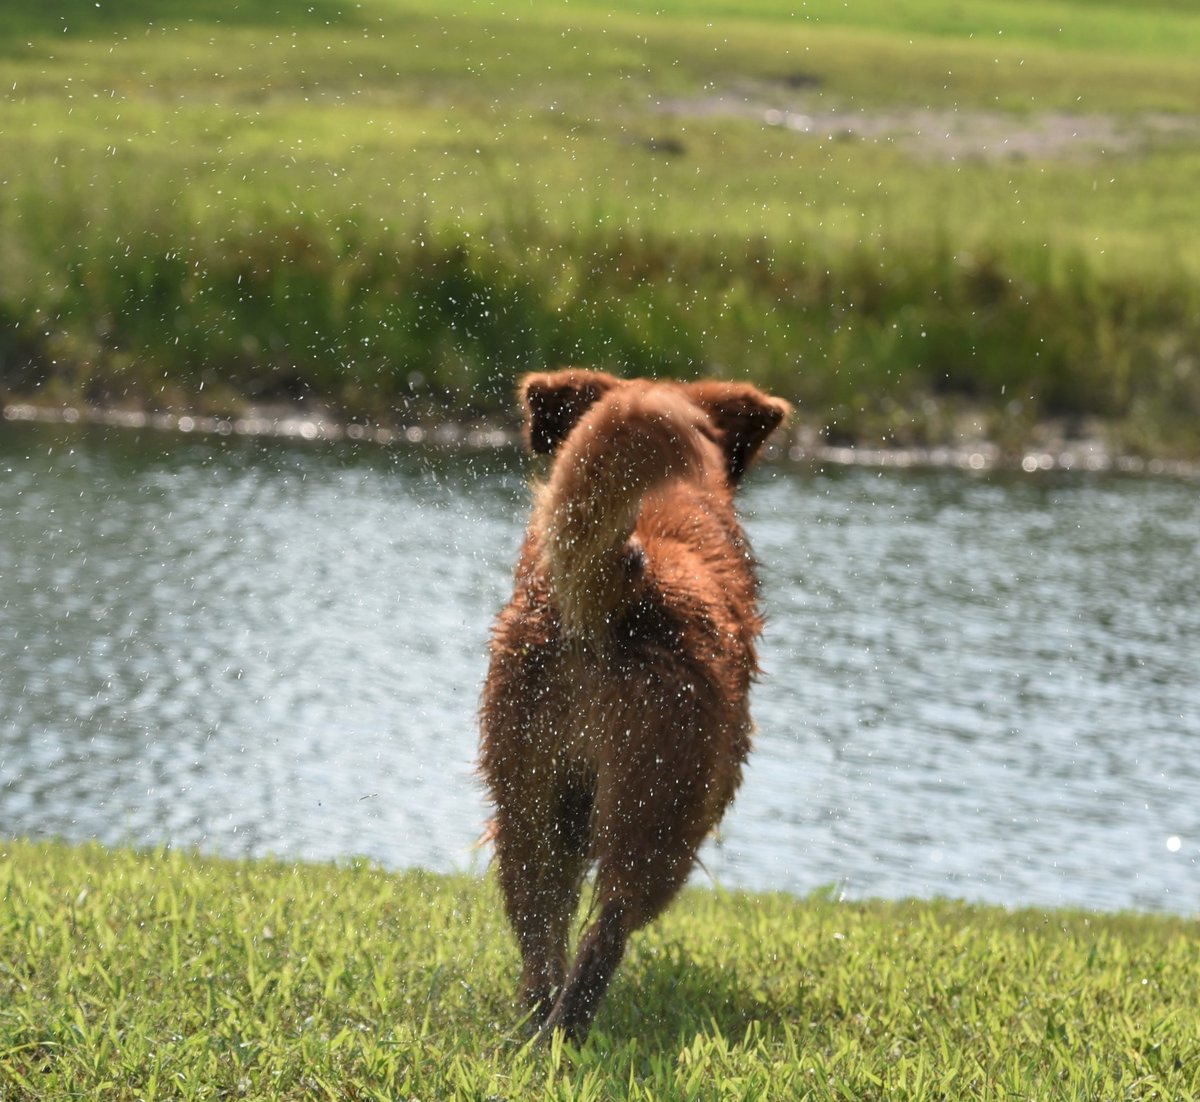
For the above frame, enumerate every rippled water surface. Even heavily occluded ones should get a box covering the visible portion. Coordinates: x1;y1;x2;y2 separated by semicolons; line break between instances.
2;422;1197;913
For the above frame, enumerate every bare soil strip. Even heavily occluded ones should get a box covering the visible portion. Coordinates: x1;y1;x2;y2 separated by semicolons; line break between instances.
655;84;1200;161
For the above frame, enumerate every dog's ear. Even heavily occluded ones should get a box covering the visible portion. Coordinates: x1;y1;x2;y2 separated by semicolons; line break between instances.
520;369;622;454
684;381;791;481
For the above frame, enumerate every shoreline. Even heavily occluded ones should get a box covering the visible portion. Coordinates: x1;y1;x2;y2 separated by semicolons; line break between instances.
7;398;1198;480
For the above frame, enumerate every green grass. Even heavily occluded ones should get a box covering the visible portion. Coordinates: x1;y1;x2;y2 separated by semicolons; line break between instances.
2;0;1200;453
2;839;1198;1100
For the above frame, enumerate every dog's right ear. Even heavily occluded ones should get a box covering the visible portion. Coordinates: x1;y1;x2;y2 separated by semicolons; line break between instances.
520;369;622;454
684;381;792;482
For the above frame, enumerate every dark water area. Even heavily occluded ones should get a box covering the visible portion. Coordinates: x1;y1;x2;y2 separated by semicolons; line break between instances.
1;421;1197;914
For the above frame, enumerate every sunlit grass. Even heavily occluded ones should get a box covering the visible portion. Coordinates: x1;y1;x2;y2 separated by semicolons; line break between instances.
1;839;1197;1100
593;0;1200;58
2;0;1199;452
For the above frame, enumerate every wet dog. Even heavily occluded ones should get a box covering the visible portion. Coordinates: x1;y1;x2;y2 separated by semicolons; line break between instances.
479;370;789;1041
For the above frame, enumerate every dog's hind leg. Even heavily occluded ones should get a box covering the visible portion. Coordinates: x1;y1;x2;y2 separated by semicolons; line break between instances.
538;842;699;1043
539;782;708;1042
536;894;630;1043
492;773;594;1025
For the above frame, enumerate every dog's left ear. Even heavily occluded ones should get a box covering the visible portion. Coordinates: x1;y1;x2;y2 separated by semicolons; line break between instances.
684;381;792;481
520;369;621;454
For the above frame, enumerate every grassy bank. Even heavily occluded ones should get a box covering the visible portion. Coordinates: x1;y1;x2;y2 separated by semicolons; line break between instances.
1;840;1197;1100
3;1;1200;453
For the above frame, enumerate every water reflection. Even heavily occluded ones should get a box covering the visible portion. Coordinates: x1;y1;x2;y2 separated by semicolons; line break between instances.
734;466;1199;913
1;423;1196;914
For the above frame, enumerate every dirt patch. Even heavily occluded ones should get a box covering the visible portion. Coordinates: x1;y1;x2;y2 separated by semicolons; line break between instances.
653;85;1200;162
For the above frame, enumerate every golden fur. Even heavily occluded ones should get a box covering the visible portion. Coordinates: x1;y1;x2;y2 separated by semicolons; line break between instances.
479;369;790;1041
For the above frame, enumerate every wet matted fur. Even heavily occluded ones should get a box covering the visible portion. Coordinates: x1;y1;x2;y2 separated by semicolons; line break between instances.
479;369;790;1041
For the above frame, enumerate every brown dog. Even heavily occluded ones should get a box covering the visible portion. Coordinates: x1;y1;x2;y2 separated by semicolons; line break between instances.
479;369;790;1042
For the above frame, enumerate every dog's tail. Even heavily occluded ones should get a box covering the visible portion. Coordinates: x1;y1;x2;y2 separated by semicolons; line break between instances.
533;385;710;638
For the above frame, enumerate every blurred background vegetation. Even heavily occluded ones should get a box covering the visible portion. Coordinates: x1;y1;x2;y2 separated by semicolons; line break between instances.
2;0;1199;454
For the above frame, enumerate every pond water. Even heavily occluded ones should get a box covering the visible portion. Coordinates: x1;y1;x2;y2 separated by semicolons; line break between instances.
2;421;1197;914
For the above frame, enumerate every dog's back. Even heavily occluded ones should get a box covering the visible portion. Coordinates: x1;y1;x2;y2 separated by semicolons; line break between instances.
480;370;789;1041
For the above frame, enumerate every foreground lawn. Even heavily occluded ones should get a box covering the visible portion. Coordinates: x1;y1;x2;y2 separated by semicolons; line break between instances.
1;839;1197;1100
2;1;1200;453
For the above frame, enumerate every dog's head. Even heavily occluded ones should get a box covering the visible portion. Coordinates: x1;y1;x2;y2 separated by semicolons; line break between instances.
519;370;791;482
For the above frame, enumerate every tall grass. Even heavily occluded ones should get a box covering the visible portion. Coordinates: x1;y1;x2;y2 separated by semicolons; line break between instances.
2;0;1200;452
2;840;1197;1100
